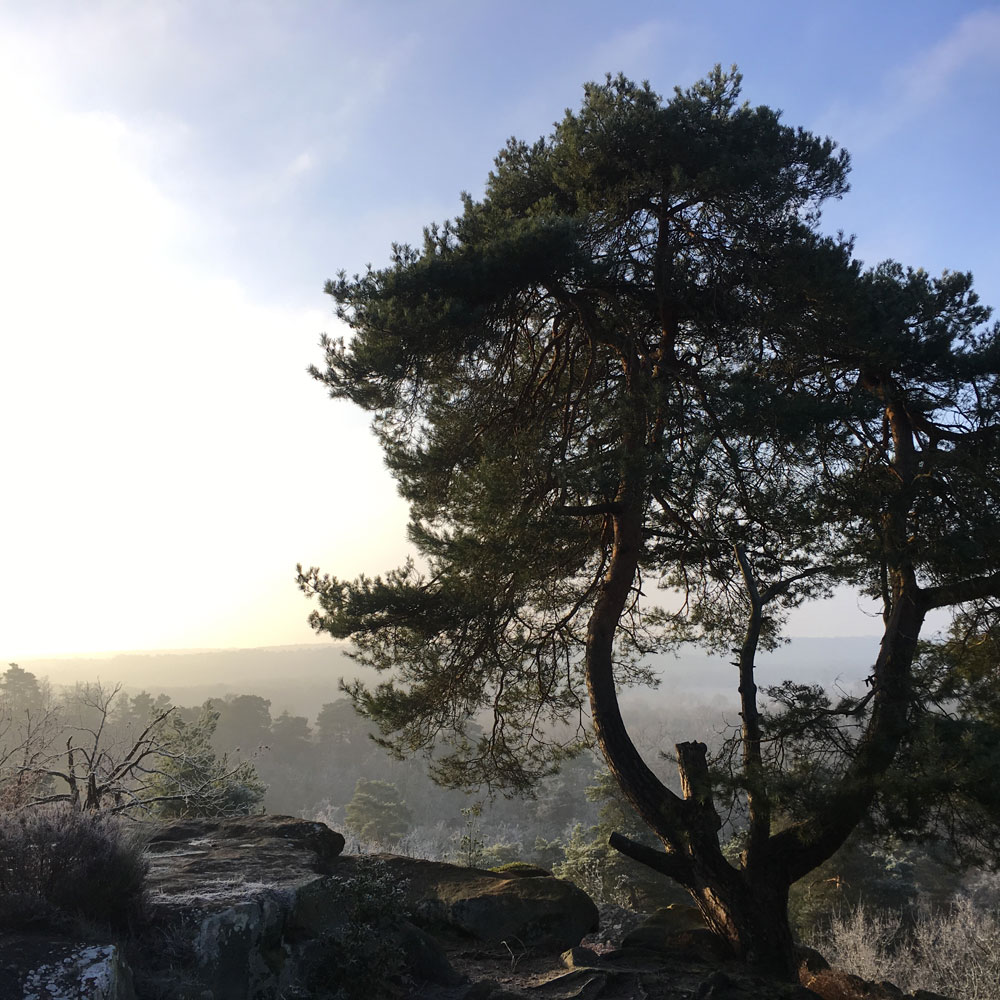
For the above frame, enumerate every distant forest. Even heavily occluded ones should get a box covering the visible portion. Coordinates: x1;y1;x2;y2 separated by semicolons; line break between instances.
2;643;990;944
16;635;880;717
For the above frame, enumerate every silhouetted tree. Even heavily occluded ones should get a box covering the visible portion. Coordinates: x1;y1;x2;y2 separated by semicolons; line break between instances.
300;69;1000;975
0;663;43;713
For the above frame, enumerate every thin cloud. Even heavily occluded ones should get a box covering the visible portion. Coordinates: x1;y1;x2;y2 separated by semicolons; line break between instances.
287;151;315;176
897;7;1000;105
817;8;1000;151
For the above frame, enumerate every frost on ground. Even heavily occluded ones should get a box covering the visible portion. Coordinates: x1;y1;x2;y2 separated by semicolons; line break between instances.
22;943;129;1000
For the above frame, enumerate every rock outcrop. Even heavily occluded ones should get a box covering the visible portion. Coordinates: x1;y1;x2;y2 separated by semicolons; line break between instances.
134;814;595;997
136;814;445;997
332;854;598;951
0;935;135;1000
1;815;955;1000
421;910;955;1000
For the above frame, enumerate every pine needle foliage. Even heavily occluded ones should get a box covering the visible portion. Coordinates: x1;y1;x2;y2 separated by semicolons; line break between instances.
300;68;1000;974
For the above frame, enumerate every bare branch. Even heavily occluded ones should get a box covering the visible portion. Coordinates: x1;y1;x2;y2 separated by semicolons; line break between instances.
609;832;689;880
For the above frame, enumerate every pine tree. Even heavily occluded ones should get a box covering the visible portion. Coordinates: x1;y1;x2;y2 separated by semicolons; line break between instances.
299;69;1000;975
343;778;411;845
147;703;266;818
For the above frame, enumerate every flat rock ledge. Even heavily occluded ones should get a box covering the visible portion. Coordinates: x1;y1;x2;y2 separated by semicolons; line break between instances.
134;814;596;998
334;853;599;951
413;916;958;1000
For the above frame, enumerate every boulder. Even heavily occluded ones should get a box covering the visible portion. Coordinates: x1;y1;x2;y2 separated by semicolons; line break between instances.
560;945;603;969
145;814;346;883
8;816;598;998
489;862;554;878
340;854;599;952
139;814;458;998
620;905;731;964
0;935;135;1000
799;962;956;1000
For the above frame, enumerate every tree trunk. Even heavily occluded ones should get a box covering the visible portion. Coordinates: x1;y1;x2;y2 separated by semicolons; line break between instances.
588;502;803;976
584;432;804;976
672;742;799;977
691;873;796;978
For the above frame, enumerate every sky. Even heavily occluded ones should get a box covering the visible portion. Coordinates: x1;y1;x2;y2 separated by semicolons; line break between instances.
1;1;998;658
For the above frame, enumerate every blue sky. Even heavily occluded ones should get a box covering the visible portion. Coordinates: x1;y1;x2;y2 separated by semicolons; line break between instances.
2;1;997;656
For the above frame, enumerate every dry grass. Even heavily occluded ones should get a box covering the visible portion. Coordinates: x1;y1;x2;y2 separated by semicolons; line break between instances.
815;897;1000;1000
0;803;149;930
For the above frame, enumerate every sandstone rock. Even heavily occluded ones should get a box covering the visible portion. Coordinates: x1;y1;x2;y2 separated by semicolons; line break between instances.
798;955;956;1000
692;968;820;1000
797;944;831;976
620;917;732;964
649;903;707;931
489;862;554;878
394;918;466;986
0;935;135;1000
560;945;603;969
145;814;345;881
139;814;459;998
349;854;598;952
525;968;608;998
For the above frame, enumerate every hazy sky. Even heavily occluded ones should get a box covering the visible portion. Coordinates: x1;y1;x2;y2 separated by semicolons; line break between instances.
2;2;997;658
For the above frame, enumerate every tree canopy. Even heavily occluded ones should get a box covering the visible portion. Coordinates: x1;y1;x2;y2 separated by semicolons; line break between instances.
299;68;1000;975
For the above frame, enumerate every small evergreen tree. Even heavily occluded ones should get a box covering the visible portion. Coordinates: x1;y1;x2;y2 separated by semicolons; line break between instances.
0;663;43;713
344;778;411;845
148;703;266;817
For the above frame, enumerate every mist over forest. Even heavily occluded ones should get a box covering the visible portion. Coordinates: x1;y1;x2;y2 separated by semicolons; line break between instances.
7;635;883;842
17;635;879;721
2;635;908;876
5;636;1000;994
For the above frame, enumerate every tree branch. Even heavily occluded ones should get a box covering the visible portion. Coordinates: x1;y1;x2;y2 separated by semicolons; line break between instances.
675;740;724;839
760;565;833;604
554;503;622;517
922;573;1000;611
609;832;689;880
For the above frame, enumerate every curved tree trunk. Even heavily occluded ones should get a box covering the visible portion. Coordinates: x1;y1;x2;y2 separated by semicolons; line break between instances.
585;464;934;977
583;469;803;977
582;337;960;980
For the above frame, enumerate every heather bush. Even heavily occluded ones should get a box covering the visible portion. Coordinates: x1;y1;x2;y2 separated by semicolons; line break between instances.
815;897;1000;1000
0;804;149;930
305;859;410;999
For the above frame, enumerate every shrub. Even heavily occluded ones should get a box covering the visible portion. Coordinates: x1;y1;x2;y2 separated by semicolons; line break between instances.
306;859;409;999
554;822;687;910
815;897;1000;1000
450;801;486;867
0;804;149;930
